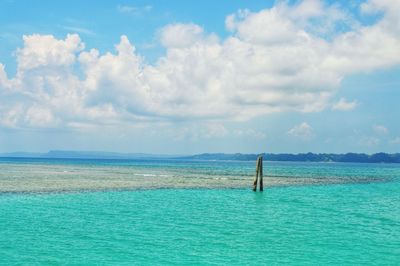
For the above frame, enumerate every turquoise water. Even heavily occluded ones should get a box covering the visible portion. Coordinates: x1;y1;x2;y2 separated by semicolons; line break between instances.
0;158;400;265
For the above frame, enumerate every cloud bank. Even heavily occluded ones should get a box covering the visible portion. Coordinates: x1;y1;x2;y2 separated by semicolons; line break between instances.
1;0;400;129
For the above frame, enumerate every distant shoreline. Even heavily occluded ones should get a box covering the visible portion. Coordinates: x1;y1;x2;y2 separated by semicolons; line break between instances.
0;151;399;164
179;152;400;164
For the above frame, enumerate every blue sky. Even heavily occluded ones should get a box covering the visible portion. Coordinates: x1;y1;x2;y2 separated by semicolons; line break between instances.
0;0;399;154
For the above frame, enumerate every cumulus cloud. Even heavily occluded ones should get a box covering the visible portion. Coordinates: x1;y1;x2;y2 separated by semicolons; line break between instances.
25;105;58;127
287;122;314;140
1;0;400;129
0;64;11;90
16;34;84;71
160;23;208;48
332;97;358;111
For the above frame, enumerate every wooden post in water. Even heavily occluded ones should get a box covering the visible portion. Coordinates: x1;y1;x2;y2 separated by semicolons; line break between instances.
259;157;263;191
253;155;263;191
253;156;260;191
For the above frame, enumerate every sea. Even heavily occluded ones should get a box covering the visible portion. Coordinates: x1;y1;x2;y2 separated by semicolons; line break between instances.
0;157;399;265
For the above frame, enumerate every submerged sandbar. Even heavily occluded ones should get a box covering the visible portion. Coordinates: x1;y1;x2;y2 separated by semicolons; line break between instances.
0;162;389;193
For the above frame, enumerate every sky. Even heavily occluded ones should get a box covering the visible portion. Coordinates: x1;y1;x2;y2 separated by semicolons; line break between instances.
0;0;400;154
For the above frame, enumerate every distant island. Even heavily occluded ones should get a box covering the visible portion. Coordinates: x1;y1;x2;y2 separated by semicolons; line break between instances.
180;152;400;163
0;150;175;160
0;150;400;163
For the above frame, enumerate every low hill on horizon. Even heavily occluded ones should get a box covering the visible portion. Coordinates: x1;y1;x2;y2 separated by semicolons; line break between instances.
0;150;177;159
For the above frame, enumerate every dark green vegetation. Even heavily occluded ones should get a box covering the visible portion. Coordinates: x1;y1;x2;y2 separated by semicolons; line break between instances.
181;152;400;163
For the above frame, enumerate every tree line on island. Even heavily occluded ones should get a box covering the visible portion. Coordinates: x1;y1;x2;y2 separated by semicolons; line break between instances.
180;152;400;163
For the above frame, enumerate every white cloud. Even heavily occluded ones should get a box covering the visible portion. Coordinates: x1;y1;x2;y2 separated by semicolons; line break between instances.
332;98;358;111
287;122;314;140
117;5;152;15
0;105;23;128
1;0;400;130
390;137;400;144
25;105;58;127
361;0;400;16
160;23;207;48
0;64;11;90
16;34;84;71
373;124;388;135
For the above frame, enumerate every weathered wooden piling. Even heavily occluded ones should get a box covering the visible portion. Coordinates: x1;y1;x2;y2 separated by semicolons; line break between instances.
253;155;263;191
259;157;263;191
253;157;259;191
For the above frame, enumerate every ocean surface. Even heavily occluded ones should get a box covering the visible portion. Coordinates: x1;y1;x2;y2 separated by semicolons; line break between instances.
0;158;399;265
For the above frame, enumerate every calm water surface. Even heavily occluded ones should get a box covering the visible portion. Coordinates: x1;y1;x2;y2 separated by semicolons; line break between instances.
0;158;399;265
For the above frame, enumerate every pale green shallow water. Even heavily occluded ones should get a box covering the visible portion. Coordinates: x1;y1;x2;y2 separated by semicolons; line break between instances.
0;158;399;265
